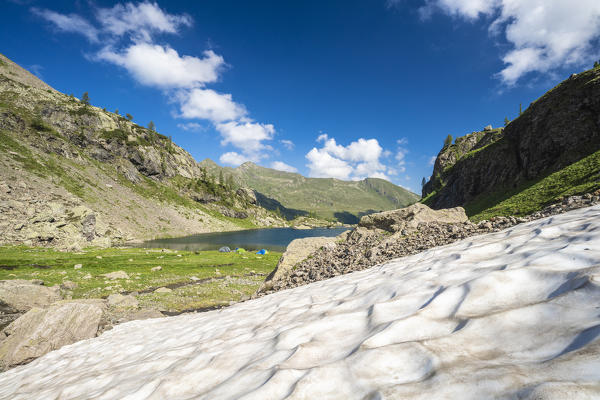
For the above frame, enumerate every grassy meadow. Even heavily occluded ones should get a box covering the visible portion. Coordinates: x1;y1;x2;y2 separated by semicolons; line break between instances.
0;246;281;313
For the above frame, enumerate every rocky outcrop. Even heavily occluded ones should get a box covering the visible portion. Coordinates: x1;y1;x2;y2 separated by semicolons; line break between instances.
236;187;257;205
423;67;600;209
259;193;600;295
0;300;105;370
259;236;342;292
358;203;468;233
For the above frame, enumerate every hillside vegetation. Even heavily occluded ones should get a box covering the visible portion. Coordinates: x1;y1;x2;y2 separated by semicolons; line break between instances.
200;160;420;223
423;65;600;219
0;54;287;249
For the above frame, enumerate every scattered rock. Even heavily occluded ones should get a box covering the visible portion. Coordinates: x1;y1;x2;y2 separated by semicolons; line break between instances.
154;287;172;293
151;266;162;272
483;124;493;131
60;281;78;290
107;294;138;309
74;264;82;269
102;271;129;280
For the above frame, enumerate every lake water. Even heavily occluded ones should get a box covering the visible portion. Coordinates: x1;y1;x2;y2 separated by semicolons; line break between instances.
134;227;350;253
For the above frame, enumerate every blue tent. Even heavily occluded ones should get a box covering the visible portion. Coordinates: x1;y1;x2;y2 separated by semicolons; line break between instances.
256;249;268;255
219;246;231;253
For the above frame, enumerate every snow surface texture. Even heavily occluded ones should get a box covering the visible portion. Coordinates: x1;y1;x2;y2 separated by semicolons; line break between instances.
2;206;600;399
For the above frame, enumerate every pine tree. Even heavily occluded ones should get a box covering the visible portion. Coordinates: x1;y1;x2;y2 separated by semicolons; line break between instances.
148;121;155;132
595;61;600;69
219;170;224;186
421;177;427;188
443;134;453;148
504;117;510;126
115;109;119;115
519;103;523;116
126;113;133;121
81;92;90;106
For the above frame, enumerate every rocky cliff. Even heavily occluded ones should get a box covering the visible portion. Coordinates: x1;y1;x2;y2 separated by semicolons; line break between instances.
423;66;600;213
0;54;286;248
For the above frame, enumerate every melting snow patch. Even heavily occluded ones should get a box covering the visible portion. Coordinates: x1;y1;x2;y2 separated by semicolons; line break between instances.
2;206;600;399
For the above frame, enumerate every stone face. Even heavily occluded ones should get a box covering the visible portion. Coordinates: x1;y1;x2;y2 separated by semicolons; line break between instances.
0;280;61;312
424;68;600;209
358;203;468;233
0;300;105;371
236;187;257;205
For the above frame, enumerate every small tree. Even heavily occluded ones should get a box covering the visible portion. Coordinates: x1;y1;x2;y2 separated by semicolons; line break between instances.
81;92;90;106
519;103;523;116
594;61;600;69
126;113;133;121
226;174;234;190
115;109;119;115
421;177;427;188
148;121;155;132
443;134;453;148
504;117;510;126
218;170;224;186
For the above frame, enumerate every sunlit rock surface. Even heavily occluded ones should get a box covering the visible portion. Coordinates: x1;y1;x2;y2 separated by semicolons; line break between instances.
2;206;600;399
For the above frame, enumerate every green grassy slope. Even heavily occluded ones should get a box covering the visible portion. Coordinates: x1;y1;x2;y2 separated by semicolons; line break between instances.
200;160;420;223
466;149;600;221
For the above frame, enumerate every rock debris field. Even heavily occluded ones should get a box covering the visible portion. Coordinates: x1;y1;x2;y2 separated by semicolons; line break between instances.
2;206;600;399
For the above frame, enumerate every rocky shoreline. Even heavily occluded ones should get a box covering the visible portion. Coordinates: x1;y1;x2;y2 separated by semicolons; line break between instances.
258;191;600;295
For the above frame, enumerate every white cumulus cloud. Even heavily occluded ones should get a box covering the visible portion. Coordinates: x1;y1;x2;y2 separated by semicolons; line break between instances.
219;152;254;166
270;161;298;173
96;1;192;41
177;88;246;122
31;8;99;42
306;135;396;181
34;2;279;165
97;44;224;89
216;121;275;161
420;0;600;85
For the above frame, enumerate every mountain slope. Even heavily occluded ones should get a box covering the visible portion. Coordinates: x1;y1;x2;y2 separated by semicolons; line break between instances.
423;66;600;219
0;54;286;249
199;160;420;223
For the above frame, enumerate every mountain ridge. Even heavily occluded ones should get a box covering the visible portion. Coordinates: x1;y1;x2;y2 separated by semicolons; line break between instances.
199;159;420;223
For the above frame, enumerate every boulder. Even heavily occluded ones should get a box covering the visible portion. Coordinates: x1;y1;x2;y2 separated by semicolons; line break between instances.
151;266;162;272
484;124;493;131
0;280;61;313
107;294;138;309
0;300;105;371
260;236;338;291
358;203;468;233
102;271;129;280
154;287;172;293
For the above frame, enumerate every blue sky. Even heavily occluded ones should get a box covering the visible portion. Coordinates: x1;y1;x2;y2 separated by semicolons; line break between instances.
2;0;600;193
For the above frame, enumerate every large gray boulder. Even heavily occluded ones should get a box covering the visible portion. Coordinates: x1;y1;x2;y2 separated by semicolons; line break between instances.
358;203;468;233
0;280;61;313
260;236;340;292
0;299;105;370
